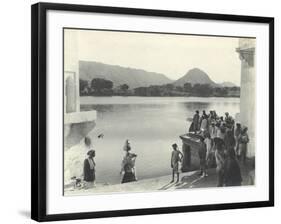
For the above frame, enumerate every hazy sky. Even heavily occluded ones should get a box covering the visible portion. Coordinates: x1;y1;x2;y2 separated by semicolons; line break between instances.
72;29;243;86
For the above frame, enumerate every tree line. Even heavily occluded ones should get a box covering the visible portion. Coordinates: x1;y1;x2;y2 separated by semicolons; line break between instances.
79;78;240;97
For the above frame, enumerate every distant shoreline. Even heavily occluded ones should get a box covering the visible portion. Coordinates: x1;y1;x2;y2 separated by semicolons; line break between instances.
80;78;240;98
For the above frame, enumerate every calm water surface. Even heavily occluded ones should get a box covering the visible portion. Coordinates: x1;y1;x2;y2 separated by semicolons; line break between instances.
79;96;240;184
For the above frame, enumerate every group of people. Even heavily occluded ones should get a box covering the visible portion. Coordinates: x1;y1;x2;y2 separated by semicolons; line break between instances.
190;110;250;186
82;137;138;188
81;110;250;189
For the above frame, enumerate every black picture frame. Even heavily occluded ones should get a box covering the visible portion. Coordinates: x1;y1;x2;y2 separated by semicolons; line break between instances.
31;2;274;222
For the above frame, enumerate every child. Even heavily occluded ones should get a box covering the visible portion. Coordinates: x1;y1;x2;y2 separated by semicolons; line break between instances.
170;143;183;183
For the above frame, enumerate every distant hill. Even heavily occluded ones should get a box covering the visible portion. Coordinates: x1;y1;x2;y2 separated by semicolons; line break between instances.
173;68;219;87
79;61;172;89
220;81;238;87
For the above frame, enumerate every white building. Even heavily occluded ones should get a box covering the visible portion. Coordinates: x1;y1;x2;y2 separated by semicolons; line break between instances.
64;30;97;149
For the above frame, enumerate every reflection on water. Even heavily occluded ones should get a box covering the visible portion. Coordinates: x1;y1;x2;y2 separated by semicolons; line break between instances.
79;96;240;184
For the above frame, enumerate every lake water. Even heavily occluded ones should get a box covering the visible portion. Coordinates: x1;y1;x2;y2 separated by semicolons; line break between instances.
67;96;240;185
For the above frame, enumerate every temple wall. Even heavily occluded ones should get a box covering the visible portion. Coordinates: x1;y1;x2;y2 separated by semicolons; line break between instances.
63;29;97;149
64;30;80;113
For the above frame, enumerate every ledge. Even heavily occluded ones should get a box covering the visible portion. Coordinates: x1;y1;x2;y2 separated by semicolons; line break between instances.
64;110;97;125
64;165;254;196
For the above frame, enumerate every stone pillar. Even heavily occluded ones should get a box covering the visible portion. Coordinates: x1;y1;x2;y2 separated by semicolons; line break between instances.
65;72;77;113
236;39;255;157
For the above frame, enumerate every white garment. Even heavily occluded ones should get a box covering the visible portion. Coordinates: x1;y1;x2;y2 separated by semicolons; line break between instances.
209;126;217;139
88;158;95;170
204;138;212;154
200;118;208;131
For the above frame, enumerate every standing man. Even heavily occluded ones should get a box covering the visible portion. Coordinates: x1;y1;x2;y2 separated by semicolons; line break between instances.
224;148;242;186
200;115;209;134
238;127;249;165
171;143;183;183
209;122;217;144
215;142;225;187
193;110;200;134
198;137;208;177
225;112;231;123
234;123;242;156
83;150;96;189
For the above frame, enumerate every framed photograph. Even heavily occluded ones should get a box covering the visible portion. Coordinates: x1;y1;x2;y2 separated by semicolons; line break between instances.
31;2;274;222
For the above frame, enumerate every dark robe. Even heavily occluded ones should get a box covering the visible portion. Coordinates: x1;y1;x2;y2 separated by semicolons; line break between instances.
224;157;242;186
224;134;236;151
121;153;137;184
121;170;136;183
189;114;200;132
83;158;95;182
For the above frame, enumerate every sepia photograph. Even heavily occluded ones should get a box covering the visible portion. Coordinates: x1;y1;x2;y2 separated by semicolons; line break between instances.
63;28;256;196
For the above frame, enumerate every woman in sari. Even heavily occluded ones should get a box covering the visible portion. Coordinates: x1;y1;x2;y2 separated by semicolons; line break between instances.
83;149;96;188
121;140;137;183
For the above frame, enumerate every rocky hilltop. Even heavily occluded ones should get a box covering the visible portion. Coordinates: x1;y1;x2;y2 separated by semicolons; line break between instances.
79;61;172;88
173;68;219;87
